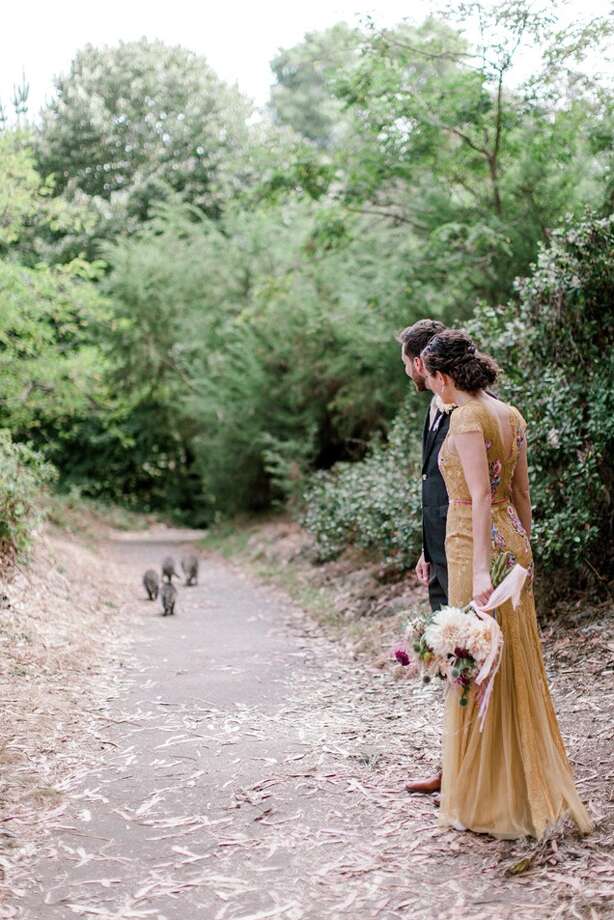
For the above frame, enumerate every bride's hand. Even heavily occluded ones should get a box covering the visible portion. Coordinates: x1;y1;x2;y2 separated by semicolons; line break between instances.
473;570;493;608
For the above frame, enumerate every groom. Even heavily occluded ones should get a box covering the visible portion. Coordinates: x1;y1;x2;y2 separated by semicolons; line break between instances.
398;318;449;794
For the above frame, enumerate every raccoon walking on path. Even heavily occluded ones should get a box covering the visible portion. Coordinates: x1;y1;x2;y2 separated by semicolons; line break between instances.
143;569;160;600
161;556;179;583
160;582;177;616
181;554;199;586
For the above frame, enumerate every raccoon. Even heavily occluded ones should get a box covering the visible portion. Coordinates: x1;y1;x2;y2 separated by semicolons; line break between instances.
181;554;199;586
161;556;179;583
143;569;160;600
160;582;177;616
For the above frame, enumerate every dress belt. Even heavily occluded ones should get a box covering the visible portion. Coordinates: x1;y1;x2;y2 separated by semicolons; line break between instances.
451;498;509;506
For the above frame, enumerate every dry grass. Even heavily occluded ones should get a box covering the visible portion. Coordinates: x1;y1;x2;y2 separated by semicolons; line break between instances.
43;492;156;542
0;523;132;907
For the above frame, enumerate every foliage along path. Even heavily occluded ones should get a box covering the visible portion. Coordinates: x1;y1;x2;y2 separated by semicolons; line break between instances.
13;528;607;920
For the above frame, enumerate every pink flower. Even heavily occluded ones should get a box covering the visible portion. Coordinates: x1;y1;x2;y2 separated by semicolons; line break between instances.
394;647;410;666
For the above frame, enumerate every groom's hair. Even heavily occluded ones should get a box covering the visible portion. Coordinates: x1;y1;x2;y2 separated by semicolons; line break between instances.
397;319;446;359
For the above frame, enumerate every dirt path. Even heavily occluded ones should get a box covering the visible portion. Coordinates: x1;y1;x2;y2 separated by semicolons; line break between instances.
12;529;606;920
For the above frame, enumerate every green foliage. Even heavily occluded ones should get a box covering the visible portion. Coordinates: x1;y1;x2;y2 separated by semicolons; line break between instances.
0;430;56;557
469;213;614;582
0;133;153;511
269;23;359;148
326;6;612;310
102;198;433;516
0;131;86;262
300;407;422;566
0;133;44;246
0;258;109;432
35;38;252;255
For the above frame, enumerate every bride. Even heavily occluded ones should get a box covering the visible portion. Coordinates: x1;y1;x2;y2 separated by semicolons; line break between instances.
420;329;592;839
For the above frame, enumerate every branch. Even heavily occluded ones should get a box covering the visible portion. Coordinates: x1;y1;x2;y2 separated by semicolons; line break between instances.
386;84;493;158
340;201;428;231
377;30;478;64
160;353;206;396
450;173;482;202
485;68;505;217
447;124;490;158
493;69;504;166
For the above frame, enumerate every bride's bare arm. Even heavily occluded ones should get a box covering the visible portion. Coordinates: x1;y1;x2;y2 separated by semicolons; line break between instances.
454;431;493;605
511;442;532;538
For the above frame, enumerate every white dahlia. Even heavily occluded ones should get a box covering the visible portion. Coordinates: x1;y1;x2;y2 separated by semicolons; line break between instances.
424;606;470;658
465;620;494;664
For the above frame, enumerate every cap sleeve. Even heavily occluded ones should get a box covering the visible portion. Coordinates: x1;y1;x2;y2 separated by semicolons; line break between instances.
450;402;484;435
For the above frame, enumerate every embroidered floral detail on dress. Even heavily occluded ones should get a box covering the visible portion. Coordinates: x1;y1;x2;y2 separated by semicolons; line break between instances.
491;523;506;552
489;458;502;497
484;438;493;451
507;504;528;539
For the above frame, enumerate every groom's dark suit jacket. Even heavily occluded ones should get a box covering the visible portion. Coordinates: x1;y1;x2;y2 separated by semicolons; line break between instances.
422;405;450;567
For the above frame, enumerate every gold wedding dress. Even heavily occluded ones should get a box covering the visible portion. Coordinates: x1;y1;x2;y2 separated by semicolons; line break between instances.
437;400;592;839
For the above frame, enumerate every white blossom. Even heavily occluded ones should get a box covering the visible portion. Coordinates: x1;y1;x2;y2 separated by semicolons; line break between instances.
424;606;469;658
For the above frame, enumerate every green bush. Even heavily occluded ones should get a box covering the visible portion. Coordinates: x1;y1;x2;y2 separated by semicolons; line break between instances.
469;213;614;586
0;430;56;558
299;405;422;567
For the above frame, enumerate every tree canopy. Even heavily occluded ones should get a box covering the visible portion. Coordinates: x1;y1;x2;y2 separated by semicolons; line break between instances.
269;23;359;148
36;39;252;238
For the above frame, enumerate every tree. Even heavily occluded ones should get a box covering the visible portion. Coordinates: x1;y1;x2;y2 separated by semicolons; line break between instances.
0;133;45;248
0;129;108;432
0;130;85;261
0;127;115;502
0;258;110;437
36;39;252;227
99;193;439;515
269;23;359;149
327;2;612;306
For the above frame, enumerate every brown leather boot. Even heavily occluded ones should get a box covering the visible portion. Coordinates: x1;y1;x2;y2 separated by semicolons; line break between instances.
405;771;442;794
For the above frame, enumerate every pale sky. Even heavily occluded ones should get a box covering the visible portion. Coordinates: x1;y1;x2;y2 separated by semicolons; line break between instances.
1;0;612;119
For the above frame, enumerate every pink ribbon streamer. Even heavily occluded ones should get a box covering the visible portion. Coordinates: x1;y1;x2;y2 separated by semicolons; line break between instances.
468;563;529;731
478;563;528;613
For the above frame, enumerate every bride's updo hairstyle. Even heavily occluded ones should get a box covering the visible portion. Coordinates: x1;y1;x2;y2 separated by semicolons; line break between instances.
421;330;500;393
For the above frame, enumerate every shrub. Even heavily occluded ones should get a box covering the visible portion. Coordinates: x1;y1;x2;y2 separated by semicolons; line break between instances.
0;430;56;560
299;405;422;567
469;213;614;587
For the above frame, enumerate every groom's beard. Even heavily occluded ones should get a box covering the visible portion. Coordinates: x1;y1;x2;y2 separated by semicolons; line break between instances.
413;377;427;393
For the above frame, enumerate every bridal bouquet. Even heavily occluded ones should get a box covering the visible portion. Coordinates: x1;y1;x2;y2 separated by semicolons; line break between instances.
394;554;528;729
